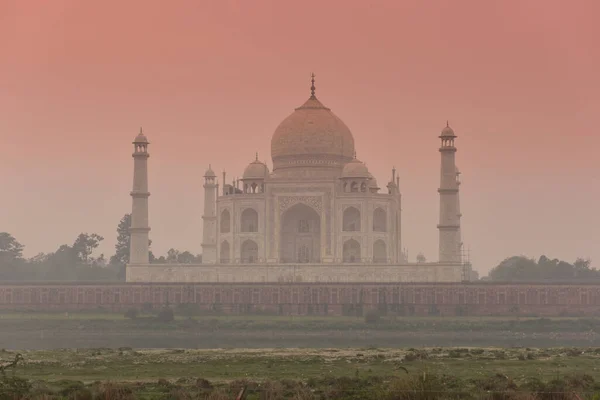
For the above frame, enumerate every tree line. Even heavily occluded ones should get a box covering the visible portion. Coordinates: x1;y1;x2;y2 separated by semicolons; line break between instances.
1;215;595;282
0;214;201;282
486;255;597;282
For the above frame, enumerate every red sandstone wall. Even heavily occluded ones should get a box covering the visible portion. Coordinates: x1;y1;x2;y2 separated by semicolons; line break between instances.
0;283;598;317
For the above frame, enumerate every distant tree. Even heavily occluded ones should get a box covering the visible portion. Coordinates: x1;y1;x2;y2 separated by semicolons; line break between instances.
153;255;167;264
109;213;153;266
416;253;426;263
177;251;202;264
0;233;24;264
72;233;104;265
489;255;598;282
166;248;180;264
110;214;131;266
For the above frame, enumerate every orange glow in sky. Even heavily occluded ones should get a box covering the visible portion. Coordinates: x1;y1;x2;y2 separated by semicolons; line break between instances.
1;0;599;273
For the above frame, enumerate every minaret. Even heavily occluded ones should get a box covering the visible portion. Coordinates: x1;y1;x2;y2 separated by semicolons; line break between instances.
129;128;151;265
202;165;217;263
437;122;462;263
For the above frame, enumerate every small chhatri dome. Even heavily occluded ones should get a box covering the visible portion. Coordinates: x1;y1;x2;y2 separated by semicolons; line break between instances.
271;74;355;172
341;155;370;179
243;153;270;180
204;164;216;178
440;121;456;137
133;127;149;143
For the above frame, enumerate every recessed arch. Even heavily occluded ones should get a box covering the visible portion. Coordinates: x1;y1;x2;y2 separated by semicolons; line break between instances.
343;206;361;232
343;239;361;263
241;208;258;232
220;240;230;264
373;239;387;263
240;239;258;263
220;209;231;233
280;203;321;263
373;207;387;232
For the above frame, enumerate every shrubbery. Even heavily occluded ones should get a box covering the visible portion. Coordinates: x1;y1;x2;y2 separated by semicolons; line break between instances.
364;309;380;324
157;307;174;322
124;308;138;319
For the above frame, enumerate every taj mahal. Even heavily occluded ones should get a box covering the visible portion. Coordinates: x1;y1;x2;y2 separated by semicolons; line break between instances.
126;76;471;283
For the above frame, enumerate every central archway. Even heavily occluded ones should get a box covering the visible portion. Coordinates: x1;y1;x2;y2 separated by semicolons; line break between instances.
280;203;321;263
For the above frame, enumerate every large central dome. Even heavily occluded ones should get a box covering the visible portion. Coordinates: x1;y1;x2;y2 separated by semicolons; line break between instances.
271;82;355;173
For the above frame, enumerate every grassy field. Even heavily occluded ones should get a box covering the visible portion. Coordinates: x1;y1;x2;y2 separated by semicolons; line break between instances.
1;347;600;399
0;311;599;350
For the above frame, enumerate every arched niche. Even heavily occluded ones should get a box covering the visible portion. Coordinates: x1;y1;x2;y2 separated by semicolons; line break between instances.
240;239;258;263
220;209;231;233
280;203;321;263
343;239;361;263
220;240;230;264
343;206;361;232
240;208;258;232
373;239;387;263
373;208;387;232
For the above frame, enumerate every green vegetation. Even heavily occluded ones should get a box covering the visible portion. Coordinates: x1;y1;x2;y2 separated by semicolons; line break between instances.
489;255;598;281
1;347;600;399
0;214;201;282
1;311;600;349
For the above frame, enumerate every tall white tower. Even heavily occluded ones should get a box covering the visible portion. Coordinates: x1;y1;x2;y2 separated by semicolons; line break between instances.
437;122;462;263
201;165;217;264
129;128;151;264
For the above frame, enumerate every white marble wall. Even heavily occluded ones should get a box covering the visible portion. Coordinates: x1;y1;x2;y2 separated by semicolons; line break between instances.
126;263;465;283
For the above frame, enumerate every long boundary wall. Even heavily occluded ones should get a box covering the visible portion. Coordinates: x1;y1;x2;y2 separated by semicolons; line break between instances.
0;282;599;317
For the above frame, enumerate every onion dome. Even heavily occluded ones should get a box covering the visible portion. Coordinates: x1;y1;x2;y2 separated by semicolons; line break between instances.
243;154;269;180
133;127;149;143
341;155;370;179
440;121;456;137
270;74;355;171
204;164;216;178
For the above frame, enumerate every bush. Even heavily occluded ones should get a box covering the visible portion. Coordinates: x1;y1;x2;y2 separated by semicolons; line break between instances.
124;308;138;319
141;302;153;314
364;309;381;324
157;307;175;323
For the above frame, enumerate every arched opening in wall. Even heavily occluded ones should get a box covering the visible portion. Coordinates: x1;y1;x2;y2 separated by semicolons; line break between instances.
241;239;258;263
360;182;367;192
350;182;358;192
373;240;387;263
220;209;231;233
373;208;387;232
343;207;361;232
280;203;321;263
220;241;230;264
241;208;258;232
343;239;361;263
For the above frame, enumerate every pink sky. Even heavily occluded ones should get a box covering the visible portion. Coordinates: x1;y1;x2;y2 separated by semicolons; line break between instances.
1;0;599;274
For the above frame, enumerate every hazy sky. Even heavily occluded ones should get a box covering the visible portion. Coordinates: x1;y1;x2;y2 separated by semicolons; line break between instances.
1;0;598;274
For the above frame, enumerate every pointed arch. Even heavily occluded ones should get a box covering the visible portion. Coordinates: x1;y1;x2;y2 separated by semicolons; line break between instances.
343;239;361;263
241;239;258;263
280;203;321;263
373;208;387;232
373;239;387;263
241;208;258;232
343;206;361;232
220;240;230;264
220;209;231;233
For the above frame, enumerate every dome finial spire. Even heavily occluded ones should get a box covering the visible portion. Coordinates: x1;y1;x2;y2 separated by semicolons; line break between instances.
446;120;449;127
255;152;258;161
310;73;316;98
